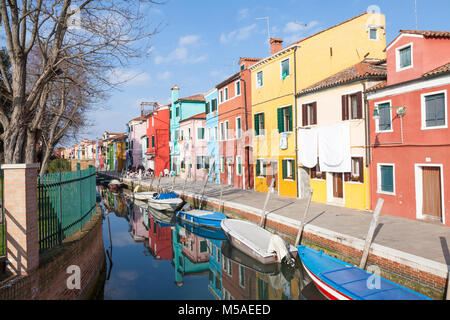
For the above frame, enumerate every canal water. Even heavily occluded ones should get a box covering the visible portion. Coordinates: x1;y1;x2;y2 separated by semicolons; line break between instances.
98;187;323;300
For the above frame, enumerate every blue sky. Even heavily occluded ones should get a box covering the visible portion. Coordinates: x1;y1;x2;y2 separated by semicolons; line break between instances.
83;0;450;142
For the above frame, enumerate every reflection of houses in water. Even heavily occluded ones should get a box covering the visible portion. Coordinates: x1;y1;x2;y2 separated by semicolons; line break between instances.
146;214;173;261
129;204;147;241
207;239;224;300
221;255;257;300
255;271;299;300
172;225;209;287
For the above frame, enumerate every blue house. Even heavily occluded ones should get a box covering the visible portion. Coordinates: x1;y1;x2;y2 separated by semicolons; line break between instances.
205;88;220;183
169;85;206;175
207;238;224;300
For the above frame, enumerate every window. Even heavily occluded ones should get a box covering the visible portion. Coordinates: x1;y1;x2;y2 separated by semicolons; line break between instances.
151;135;155;148
220;90;223;103
130;125;133;132
206;101;210;114
278;106;293;132
282;159;295;181
256;71;263;88
200;240;208;253
256;159;266;177
214;126;218;141
240;64;245;71
174;129;180;141
176;105;180;117
198;127;205;140
350;157;364;183
236;81;241;96
254;113;265;136
396;44;413;71
152;117;154;127
302;103;317;126
212;99;218;112
342;92;363;120
236;156;242;176
196;156;209;170
236;117;242;139
378;164;395;194
188;128;191;140
422;91;446;129
220;157;225;173
281;59;290;79
225;87;229;101
369;28;378;40
239;265;245;288
310;159;326;180
225;121;229;140
220;122;224;141
145;137;149;149
376;102;392;132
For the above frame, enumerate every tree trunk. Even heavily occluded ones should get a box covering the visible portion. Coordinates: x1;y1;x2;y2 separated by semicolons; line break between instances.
39;144;53;176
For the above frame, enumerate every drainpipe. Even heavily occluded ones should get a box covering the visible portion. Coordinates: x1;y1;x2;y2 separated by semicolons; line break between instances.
241;77;251;190
293;45;299;199
363;82;371;211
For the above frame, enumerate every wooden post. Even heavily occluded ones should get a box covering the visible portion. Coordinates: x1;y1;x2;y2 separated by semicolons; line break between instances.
219;175;224;213
259;178;275;227
157;173;162;193
149;175;155;191
199;163;215;210
359;198;384;269
182;167;191;197
446;270;450;300
295;189;313;246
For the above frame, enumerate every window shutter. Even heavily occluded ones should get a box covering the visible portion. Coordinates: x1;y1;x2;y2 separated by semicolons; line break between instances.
277;108;284;133
254;114;260;136
291;160;296;181
206;102;210;114
356;92;363;119
358;157;364;183
288;106;293;131
302;104;307;126
342;95;348;120
282;160;287;180
261;113;265;135
313;102;318;125
256;160;260;177
344;173;351;182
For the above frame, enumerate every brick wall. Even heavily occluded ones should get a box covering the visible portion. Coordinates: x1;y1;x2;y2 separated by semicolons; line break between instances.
70;160;95;171
0;209;105;300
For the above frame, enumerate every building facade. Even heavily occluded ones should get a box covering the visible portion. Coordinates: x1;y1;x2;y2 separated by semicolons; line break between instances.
367;30;450;226
205;88;220;183
127;115;148;170
145;105;171;176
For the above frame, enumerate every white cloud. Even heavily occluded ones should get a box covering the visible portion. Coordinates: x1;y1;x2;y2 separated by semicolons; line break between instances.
154;34;206;65
237;8;249;21
108;68;151;86
283;20;320;43
220;24;257;44
157;71;172;80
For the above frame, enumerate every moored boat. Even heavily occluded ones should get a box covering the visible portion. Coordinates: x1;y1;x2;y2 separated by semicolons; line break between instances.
176;209;226;229
221;219;297;266
298;245;432;300
133;191;184;212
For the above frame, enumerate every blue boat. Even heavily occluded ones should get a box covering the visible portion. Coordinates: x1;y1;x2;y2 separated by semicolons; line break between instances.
178;220;228;240
298;245;432;300
176;209;226;229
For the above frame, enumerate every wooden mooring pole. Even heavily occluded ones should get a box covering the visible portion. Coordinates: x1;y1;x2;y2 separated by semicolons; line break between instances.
295;189;313;247
182;167;191;198
259;178;275;227
359;198;384;269
199;163;215;210
219;175;224;213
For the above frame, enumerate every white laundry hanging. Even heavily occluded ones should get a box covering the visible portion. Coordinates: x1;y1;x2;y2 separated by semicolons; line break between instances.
298;128;318;168
280;133;288;150
318;122;351;173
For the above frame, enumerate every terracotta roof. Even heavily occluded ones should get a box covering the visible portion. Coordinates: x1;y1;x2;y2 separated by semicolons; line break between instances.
399;30;450;38
128;115;147;123
180;112;206;123
297;60;386;96
239;57;261;62
423;62;450;77
177;94;205;103
216;72;240;89
366;81;388;92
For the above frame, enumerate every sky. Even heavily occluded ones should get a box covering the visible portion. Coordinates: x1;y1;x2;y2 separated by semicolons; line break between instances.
79;0;450;143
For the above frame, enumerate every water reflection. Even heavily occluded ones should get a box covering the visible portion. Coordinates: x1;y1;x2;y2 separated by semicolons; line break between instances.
98;188;323;300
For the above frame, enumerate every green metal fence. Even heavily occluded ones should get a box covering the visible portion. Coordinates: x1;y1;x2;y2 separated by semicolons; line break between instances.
38;166;96;253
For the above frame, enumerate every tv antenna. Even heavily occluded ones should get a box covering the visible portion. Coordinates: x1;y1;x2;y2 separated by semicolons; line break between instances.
256;17;271;54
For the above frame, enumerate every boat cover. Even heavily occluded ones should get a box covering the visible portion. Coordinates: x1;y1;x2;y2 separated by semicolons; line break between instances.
156;192;179;200
268;234;290;263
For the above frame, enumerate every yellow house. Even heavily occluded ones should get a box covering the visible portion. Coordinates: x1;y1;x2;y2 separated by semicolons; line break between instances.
296;60;386;210
249;11;386;198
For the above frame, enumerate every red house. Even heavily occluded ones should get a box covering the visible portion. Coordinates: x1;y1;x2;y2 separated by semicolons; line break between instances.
145;105;170;176
367;30;450;226
217;57;260;190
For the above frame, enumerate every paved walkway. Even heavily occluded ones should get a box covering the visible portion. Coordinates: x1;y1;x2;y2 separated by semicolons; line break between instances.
101;173;450;269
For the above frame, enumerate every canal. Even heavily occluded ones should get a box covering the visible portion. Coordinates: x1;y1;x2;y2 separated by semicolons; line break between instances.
98;187;323;300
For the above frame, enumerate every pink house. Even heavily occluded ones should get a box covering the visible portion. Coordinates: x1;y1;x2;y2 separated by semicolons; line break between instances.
127;114;148;170
178;113;209;181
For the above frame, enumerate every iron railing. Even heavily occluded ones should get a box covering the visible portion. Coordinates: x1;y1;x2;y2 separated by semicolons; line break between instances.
38;166;96;253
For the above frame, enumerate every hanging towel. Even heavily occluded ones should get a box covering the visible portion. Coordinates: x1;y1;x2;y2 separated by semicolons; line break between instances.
298;128;318;168
318;122;351;173
280;133;288;150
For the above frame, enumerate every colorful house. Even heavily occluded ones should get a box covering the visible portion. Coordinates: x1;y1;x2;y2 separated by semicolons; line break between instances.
217;58;259;189
179;113;208;181
169;85;206;175
296;59;386;210
127;114;149;170
221;256;257;300
205;88;220;183
207;238;225;300
367;30;450;226
146;212;173;260
249;12;386;198
145;105;170;176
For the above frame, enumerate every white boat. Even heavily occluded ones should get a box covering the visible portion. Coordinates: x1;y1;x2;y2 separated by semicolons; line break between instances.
221;219;297;266
131;192;155;201
148;196;183;212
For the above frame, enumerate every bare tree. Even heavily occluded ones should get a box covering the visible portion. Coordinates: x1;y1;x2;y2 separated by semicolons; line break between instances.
0;0;161;164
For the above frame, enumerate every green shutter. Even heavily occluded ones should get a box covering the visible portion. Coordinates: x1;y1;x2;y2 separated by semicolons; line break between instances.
254;114;260;136
261;113;265;135
282;160;287;179
256;160;260;176
277;108;284;133
291;160;296;180
288;106;293;132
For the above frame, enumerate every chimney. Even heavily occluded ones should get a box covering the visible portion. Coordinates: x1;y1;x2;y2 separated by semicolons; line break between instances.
270;38;283;55
171;85;180;104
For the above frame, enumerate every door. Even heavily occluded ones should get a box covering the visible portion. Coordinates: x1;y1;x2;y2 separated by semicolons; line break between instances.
333;173;343;199
227;164;233;185
272;162;278;192
422;167;442;220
